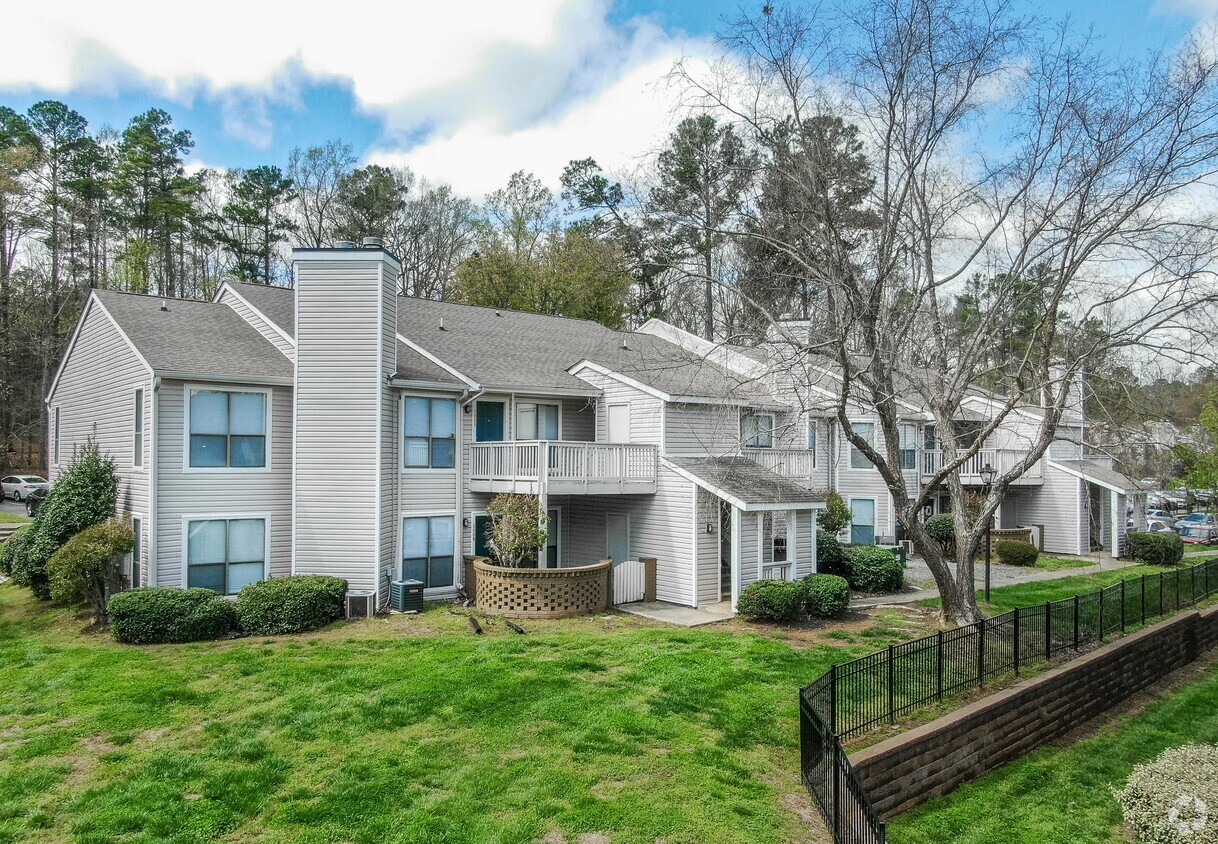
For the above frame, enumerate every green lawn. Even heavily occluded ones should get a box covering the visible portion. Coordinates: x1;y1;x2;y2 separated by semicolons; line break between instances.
1032;555;1096;571
0;583;863;844
917;565;1173;615
887;660;1218;844
0;512;31;524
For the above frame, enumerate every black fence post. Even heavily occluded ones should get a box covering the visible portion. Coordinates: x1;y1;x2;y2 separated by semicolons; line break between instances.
1191;565;1196;605
1044;601;1052;660
1073;594;1080;651
1098;588;1104;639
1120;579;1126;633
887;644;896;725
936;630;945;702
1160;572;1164;617
977;619;986;687
1013;606;1021;677
829;664;837;733
1141;575;1146;626
1175;568;1180;611
831;745;839;837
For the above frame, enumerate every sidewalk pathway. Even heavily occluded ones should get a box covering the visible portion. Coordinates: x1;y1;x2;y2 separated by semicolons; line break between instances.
851;553;1137;609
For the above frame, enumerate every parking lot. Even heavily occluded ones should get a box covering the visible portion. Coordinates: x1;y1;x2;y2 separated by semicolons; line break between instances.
0;498;29;518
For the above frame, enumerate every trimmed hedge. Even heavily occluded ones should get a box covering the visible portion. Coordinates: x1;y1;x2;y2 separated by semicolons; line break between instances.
108;588;236;644
924;514;955;546
1127;531;1185;566
234;575;348;635
47;519;134;623
803;574;850;618
737;579;806;623
994;540;1039;566
0;525;31;576
816;530;849;577
1115;743;1218;843
846;545;904;593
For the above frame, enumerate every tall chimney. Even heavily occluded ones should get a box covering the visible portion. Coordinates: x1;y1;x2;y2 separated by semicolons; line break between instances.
291;246;399;601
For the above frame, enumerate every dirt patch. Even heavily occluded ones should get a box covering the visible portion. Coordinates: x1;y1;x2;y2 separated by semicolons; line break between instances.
590;780;624;799
723;604;940;647
577;834;611;844
536;832;566;844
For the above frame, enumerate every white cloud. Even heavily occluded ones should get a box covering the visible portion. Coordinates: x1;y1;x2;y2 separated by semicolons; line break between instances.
0;0;712;195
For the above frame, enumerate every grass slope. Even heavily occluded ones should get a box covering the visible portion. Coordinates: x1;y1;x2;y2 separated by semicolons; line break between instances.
0;584;862;844
0;513;31;524
887;660;1218;844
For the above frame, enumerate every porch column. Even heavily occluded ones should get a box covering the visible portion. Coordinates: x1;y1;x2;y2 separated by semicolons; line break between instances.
786;509;797;581
731;506;743;611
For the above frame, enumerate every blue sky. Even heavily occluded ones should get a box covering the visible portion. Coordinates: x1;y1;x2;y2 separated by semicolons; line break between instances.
0;0;1209;198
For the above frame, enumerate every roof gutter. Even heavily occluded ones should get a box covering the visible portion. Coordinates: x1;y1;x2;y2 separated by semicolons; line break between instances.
154;371;295;387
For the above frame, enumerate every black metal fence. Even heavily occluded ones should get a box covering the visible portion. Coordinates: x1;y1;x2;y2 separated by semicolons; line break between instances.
799;558;1218;844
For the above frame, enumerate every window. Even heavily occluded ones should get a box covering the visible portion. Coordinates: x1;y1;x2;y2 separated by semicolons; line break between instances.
850;499;876;544
475;401;505;442
188;389;267;469
923;424;938;451
402;516;455;588
186;517;266;595
53;407;61;466
404;397;456;468
742;412;775;449
807;418;817;452
133;389;144;468
849;422;874;469
899;423;917;470
517;403;559;441
131;517;143;588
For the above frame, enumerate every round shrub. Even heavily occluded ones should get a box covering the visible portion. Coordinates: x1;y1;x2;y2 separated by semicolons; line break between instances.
1127;531;1185;566
846;546;904;593
817;491;852;535
234;575;348;635
802;574;850;618
108;588;236;644
1114;743;1218;844
0;525;32;576
737;579;807;624
994;540;1039;567
47;519;134;624
816;530;849;576
924;514;955;547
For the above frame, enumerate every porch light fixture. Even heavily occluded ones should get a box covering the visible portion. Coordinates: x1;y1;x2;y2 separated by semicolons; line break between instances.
462;517;471;528
979;462;996;486
706;523;714;534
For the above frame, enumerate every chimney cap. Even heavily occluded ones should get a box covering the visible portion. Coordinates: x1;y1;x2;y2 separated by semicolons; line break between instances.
332;240;356;249
362;237;383;248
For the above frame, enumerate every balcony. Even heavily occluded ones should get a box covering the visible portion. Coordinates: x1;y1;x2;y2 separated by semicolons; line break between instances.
743;448;817;479
469;441;658;495
921;448;1043;486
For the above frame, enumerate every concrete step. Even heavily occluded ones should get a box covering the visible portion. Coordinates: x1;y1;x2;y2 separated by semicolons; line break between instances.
0;522;27;543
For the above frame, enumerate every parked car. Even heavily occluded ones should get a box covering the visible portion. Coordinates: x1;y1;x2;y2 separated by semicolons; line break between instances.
1176;512;1216;529
23;486;48;517
1144;519;1176;534
1;475;49;502
1179;523;1218;544
1145;509;1177;527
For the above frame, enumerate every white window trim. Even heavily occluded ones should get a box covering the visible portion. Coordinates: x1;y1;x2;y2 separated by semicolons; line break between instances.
847;421;876;472
846;497;878;544
741;411;776;449
515;400;563;442
401;394;458;473
182;384;273;474
606;402;631;443
129;514;144;588
52;405;61;468
400;512;458;591
133;387;146;471
807;416;818;453
898;422;918;472
180;512;272;595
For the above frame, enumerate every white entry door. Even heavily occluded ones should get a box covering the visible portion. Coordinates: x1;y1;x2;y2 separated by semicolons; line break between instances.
607;403;630;443
606;513;630;564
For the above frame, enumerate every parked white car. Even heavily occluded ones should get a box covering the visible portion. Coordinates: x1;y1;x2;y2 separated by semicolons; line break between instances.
1;475;49;502
1145;509;1176;528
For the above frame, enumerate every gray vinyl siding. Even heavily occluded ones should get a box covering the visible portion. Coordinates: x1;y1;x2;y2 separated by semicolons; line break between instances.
738;513;760;590
837;413;899;541
695;487;721;605
218;287;295;361
379;278;399;601
1010;470;1084;556
574;371;663;446
154;380;292;587
561;397;596;441
794;511;815;577
293;257;389;592
49;300;153;582
665;403;740;456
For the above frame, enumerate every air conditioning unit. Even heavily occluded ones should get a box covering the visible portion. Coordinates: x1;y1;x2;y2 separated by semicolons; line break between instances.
345;589;376;619
390;579;424;614
900;540;915;558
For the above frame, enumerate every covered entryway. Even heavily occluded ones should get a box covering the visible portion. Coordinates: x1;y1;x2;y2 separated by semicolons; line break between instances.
1048;459;1141;558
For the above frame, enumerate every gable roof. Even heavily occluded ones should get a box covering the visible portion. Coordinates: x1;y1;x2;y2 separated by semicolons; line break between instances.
94;290;294;383
230;282;297;340
1047;459;1139;494
664;456;826;511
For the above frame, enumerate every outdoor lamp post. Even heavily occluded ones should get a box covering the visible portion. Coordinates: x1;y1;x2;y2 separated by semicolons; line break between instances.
980;462;996;602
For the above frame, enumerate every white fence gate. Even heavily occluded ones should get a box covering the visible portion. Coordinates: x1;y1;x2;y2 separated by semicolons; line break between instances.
613;560;645;604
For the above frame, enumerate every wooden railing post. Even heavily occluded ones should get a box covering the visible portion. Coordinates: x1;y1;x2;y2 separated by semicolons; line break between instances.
640;556;657;603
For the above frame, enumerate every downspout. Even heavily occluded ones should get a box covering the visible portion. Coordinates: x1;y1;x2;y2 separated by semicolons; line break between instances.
457;386;483;571
148;375;160;586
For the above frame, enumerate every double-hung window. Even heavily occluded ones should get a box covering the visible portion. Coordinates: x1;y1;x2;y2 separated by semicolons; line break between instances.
516;402;559;441
807;419;818;452
742;412;775;449
53;407;61;466
898;423;918;470
402;516;455;588
404;397;456;468
188;389;267;468
849;422;875;469
133;389;145;468
186;517;266;595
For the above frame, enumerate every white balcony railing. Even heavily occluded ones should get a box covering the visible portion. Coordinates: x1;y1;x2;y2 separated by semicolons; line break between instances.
921;448;1042;481
469;441;658;493
743;448;817;478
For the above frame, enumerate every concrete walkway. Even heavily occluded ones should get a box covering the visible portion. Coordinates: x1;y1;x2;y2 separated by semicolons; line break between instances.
851;553;1137;609
617;600;735;627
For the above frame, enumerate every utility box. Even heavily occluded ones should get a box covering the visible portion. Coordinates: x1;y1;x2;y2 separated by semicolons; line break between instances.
880;544;907;567
390;579;424;613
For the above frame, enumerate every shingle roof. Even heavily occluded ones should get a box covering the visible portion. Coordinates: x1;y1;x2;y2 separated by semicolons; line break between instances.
1049;459;1139;494
664;456;825;510
94;290;294;382
232;282;296;339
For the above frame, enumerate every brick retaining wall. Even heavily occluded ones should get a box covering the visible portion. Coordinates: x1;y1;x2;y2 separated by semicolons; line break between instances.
850;604;1218;817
